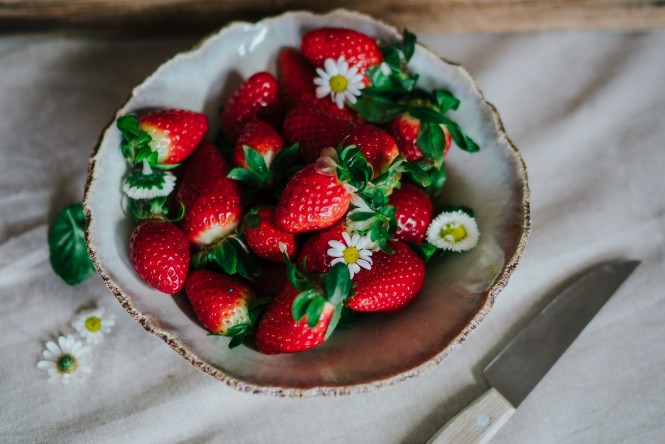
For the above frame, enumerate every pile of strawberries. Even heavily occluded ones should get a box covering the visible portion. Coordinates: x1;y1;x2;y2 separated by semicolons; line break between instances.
116;27;479;354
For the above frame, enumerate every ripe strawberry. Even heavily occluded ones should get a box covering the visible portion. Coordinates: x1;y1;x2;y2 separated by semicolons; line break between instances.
277;48;358;121
301;27;383;74
220;72;282;142
185;270;255;344
244;207;299;262
232;120;284;169
282;106;398;175
274;163;351;233
176;141;243;247
389;182;434;243
129;220;190;294
297;219;346;273
348;241;425;312
137;109;208;164
388;112;452;161
255;284;334;354
252;262;289;296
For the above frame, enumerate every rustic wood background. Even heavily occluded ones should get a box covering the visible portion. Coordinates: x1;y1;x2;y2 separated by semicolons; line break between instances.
1;0;664;36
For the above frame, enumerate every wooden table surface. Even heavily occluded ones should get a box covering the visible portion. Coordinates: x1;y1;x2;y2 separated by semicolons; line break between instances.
2;0;665;36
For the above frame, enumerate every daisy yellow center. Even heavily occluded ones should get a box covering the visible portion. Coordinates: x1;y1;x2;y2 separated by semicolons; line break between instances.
329;75;349;93
343;246;360;264
85;316;102;332
57;355;78;375
440;223;467;242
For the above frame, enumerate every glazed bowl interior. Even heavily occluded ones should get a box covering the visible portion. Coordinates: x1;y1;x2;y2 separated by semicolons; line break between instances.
84;10;529;397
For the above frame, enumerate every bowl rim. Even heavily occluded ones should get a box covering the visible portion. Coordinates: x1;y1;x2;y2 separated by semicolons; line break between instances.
82;8;530;398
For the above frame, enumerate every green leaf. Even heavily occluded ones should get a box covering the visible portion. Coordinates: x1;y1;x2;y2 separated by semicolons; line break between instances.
402;29;417;62
324;263;351;306
429;165;447;192
437;116;480;153
226;324;250;349
248;296;273;324
245;208;261;229
269;143;299;176
227;168;263;188
324;302;343;341
407;242;442;262
116;114;140;137
305;296;326;329
350;95;406;123
216;240;237;275
292;290;315;322
382;46;402;71
417;121;445;161
409;107;446;124
401;162;432;188
433;90;460;113
243;145;269;175
48;204;95;285
348;211;376;222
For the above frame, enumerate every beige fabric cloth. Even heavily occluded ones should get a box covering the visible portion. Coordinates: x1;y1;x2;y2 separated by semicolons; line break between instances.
1;30;664;443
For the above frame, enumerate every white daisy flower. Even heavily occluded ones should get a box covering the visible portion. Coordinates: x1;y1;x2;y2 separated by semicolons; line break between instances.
328;232;373;279
426;210;480;252
37;335;93;384
314;57;365;109
123;159;176;200
72;307;116;345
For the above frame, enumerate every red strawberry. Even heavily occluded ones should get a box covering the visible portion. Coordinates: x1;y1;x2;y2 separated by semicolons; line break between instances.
282;106;398;175
255;284;334;354
232;120;284;169
129;220;190;294
138;109;208;164
348;241;425;312
297;219;346;273
389;182;434;243
301;28;383;74
220;72;282;142
176;141;243;247
388;112;452;161
274;163;351;233
252;262;289;296
185;269;255;339
277;48;358;121
244;207;299;262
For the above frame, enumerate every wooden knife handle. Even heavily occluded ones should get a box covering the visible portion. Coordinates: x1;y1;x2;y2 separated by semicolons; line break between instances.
426;388;516;444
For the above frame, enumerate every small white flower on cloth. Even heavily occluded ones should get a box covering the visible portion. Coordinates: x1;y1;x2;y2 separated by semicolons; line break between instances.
426;210;480;252
72;307;115;345
36;335;92;384
327;232;374;279
314;57;365;109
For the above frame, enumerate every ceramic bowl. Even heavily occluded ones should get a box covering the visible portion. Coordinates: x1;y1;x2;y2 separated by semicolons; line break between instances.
83;9;529;397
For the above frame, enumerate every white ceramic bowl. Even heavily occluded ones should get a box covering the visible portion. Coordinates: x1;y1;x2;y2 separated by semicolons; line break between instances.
83;10;529;397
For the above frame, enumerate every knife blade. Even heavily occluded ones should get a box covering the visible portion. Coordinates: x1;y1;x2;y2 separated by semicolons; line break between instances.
426;259;640;444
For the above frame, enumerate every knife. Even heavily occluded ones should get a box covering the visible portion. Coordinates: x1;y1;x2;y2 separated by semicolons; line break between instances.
426;259;640;444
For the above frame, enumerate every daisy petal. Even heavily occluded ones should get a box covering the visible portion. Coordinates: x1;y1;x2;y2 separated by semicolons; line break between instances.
356;259;372;270
327;248;344;258
335;93;345;109
324;58;338;75
316;67;330;79
330;257;346;266
328;240;346;251
341;232;352;245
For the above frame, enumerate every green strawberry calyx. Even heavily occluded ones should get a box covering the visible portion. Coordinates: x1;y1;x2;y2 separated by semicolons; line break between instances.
191;234;261;281
116;114;179;170
213;296;273;349
285;254;352;339
314;141;373;195
123;159;177;200
227;142;300;191
128;196;184;223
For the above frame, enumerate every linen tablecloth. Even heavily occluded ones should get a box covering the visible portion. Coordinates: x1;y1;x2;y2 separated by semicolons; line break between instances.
1;29;664;443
